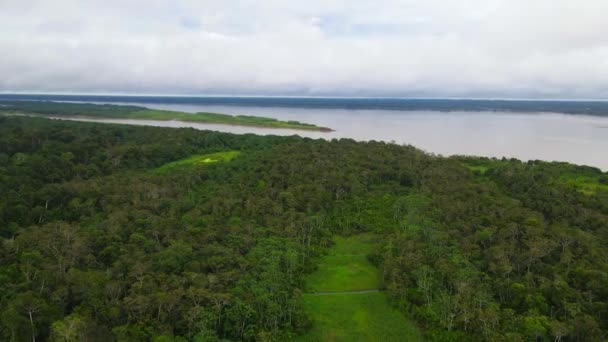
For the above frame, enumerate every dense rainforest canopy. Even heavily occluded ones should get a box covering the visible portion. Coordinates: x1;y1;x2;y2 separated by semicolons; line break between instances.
0;116;607;341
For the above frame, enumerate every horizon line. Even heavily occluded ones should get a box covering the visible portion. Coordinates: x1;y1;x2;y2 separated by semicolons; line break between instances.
1;91;607;102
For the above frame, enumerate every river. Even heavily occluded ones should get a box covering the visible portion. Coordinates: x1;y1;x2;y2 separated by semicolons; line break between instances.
48;101;608;170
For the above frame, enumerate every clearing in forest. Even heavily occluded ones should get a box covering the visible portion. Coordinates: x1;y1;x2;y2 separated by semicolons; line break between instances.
298;234;422;341
156;150;240;173
460;158;608;195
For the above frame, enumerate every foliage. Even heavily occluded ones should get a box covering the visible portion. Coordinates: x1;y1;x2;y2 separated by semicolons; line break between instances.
0;116;607;341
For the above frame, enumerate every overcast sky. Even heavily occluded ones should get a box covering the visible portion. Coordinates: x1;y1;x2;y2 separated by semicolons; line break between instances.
2;0;608;98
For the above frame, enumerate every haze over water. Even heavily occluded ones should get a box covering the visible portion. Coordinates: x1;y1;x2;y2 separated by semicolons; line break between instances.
50;100;608;170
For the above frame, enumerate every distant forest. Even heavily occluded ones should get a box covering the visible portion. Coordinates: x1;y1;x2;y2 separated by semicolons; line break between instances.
0;116;607;341
1;94;608;116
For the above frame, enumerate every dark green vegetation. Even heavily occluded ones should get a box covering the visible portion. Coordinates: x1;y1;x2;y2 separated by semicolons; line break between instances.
0;100;333;132
1;116;607;341
299;234;421;341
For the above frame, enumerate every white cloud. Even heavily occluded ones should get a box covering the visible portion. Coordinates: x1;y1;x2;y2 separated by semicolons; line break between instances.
1;0;608;98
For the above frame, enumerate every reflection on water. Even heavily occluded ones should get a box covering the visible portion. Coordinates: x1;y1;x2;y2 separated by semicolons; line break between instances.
50;102;608;170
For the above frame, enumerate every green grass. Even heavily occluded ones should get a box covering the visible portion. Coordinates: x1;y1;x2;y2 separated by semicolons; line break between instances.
0;101;333;131
459;158;506;175
155;151;240;173
465;164;490;174
133;110;332;131
306;234;380;292
298;234;422;341
459;157;608;195
298;293;422;342
557;173;608;195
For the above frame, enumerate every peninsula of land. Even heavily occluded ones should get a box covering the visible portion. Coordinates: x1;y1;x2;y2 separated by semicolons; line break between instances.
0;100;334;132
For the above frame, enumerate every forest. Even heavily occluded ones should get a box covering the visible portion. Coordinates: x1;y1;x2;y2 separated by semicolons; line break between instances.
0;115;607;341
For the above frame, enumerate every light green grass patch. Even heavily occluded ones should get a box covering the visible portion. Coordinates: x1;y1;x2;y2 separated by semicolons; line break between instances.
125;109;331;131
299;233;422;341
459;157;608;195
459;158;507;175
156;151;240;173
558;174;608;195
305;234;380;292
546;163;608;195
465;164;490;174
297;293;422;342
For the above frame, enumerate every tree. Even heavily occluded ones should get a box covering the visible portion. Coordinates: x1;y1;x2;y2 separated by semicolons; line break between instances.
13;292;48;342
50;314;85;342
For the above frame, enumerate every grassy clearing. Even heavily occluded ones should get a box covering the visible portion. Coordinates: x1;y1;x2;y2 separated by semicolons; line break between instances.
299;234;422;341
298;293;421;342
465;164;490;174
557;173;608;195
306;234;380;292
156;151;240;173
459;158;506;175
459;157;608;195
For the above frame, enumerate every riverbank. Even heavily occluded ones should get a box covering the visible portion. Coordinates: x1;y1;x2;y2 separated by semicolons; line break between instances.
3;98;608;170
0;100;334;132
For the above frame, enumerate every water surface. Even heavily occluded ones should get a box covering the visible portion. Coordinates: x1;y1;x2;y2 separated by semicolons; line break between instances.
50;101;608;170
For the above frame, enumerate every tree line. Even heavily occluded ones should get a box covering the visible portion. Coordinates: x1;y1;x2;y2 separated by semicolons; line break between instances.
0;116;606;341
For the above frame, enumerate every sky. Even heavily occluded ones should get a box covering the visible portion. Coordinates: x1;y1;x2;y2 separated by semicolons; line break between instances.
1;0;608;99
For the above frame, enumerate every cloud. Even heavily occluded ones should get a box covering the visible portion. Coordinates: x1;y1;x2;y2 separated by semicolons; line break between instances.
1;0;608;98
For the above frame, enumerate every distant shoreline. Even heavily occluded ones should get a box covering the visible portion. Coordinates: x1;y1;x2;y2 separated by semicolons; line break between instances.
1;94;608;117
0;100;334;132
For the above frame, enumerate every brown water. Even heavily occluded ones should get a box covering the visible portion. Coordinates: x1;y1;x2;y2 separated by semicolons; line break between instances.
50;102;608;170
